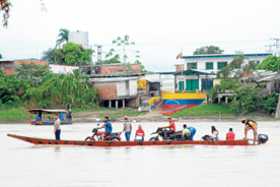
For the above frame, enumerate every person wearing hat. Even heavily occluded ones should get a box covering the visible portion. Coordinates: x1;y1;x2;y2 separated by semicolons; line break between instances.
241;119;257;143
123;116;132;141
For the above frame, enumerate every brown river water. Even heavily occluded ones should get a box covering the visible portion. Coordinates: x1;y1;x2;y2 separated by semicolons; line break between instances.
1;121;280;187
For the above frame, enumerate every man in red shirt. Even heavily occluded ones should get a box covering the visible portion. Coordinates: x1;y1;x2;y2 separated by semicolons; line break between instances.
159;117;176;139
226;128;235;141
135;125;145;142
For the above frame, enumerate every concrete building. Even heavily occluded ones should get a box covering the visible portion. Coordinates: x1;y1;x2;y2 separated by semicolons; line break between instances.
0;58;48;75
175;69;216;92
143;73;175;95
49;64;79;74
91;74;140;108
69;31;89;49
178;53;272;74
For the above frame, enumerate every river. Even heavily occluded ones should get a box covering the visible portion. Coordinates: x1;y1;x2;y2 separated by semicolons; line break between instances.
1;121;280;187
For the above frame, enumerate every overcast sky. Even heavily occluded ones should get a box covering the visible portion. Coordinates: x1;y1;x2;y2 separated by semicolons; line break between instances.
0;0;280;71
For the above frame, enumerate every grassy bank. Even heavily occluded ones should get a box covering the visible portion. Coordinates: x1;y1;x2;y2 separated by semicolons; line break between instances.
0;107;30;123
172;104;236;118
73;107;146;121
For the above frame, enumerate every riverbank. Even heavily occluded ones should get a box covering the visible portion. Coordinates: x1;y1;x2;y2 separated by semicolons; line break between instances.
0;105;278;124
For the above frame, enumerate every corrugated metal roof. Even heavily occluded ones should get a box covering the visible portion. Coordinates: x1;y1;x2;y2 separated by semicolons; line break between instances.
0;58;42;62
181;53;272;59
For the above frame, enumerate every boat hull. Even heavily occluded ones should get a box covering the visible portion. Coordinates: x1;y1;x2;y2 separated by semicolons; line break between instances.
7;134;251;147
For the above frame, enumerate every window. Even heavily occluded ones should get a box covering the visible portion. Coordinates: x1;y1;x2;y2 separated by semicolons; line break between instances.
186;79;199;92
206;62;213;70
187;62;197;70
178;81;184;91
202;79;213;91
218;61;228;70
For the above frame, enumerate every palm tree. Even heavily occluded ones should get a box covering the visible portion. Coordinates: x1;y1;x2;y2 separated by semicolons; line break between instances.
56;28;69;48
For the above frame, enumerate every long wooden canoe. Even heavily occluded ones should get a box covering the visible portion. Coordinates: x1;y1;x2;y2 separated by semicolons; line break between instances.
7;133;252;147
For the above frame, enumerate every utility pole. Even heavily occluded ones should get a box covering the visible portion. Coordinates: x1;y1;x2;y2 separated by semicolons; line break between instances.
276;95;280;119
96;45;102;64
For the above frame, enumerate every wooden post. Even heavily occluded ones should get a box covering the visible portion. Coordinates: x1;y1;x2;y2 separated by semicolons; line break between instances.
115;100;119;109
108;100;112;108
225;96;228;104
122;99;125;108
275;94;280;119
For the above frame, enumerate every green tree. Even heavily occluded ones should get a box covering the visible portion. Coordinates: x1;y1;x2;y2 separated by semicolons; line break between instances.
230;86;261;114
0;53;2;59
15;64;50;86
56;28;70;48
260;93;278;114
257;55;280;72
218;53;246;78
103;54;121;64
27;71;98;108
105;35;140;64
0;70;27;106
42;42;93;65
193;45;224;55
0;0;10;27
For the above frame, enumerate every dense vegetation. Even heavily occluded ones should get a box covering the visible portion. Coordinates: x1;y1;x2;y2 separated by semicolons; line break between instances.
257;55;280;72
0;65;98;109
43;42;93;66
193;45;224;55
211;78;278;115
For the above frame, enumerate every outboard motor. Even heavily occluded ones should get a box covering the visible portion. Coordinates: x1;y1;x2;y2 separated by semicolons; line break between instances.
258;134;269;144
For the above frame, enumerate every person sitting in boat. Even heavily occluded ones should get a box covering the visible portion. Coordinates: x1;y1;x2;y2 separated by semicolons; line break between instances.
159;117;176;138
211;126;219;141
241;119;258;143
135;125;145;142
226;128;235;141
182;124;191;140
184;125;196;140
35;112;42;121
99;116;113;139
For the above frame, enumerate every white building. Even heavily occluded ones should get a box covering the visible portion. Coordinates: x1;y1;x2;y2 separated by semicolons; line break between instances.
144;73;175;93
179;53;272;74
69;31;89;49
49;64;79;74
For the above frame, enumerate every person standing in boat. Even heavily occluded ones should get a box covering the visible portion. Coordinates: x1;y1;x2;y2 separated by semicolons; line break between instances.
241;119;257;143
54;114;61;140
211;126;219;141
123;116;132;141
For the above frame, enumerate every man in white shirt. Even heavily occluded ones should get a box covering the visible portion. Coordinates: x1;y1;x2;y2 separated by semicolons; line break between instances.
54;114;61;140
